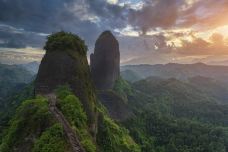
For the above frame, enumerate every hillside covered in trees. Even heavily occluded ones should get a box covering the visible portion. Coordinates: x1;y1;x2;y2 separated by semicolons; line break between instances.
0;32;228;152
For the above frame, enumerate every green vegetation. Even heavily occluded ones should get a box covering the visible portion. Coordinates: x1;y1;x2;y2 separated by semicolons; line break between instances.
44;31;88;55
113;77;133;102
118;77;228;152
120;70;143;82
56;86;140;152
132;78;228;126
0;63;34;138
0;63;33;84
0;63;33;114
44;32;97;128
56;86;96;152
1;32;141;152
33;124;70;152
124;111;228;152
0;83;34;136
96;104;141;152
0;96;53;151
0;95;72;152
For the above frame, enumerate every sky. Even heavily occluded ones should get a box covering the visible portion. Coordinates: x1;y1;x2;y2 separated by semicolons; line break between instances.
0;0;228;65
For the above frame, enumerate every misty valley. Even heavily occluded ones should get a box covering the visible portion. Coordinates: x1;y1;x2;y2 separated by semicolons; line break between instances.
0;31;227;152
1;1;228;151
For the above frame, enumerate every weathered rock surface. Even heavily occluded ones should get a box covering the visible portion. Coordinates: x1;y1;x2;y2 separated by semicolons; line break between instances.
90;31;120;90
35;32;97;135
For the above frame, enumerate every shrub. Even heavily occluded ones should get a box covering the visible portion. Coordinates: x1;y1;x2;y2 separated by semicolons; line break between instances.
44;31;88;55
32;123;70;152
56;86;96;152
113;77;133;102
96;105;141;152
0;97;54;152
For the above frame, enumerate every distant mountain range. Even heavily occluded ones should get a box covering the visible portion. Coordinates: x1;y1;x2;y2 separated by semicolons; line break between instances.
12;61;228;82
1;31;228;152
0;62;38;102
0;63;34;128
17;61;40;75
121;62;228;83
134;76;228;105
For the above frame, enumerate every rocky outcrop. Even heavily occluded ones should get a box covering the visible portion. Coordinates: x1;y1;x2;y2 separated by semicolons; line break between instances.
35;32;97;136
98;90;133;121
90;31;120;90
90;31;133;121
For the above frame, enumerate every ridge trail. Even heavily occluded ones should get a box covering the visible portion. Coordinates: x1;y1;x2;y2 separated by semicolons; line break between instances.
46;93;85;152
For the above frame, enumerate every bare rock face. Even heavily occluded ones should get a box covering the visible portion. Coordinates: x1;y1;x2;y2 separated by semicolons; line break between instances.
90;31;120;90
35;32;97;135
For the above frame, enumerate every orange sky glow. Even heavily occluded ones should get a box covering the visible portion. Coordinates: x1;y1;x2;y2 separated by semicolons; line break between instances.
1;0;228;65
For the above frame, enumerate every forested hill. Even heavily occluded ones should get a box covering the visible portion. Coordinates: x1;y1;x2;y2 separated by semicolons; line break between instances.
0;32;140;152
119;76;228;152
1;31;228;152
121;63;228;83
0;63;34;112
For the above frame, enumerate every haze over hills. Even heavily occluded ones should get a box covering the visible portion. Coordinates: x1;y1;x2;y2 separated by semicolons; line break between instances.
0;32;140;152
0;63;35;138
0;31;228;152
121;62;228;83
16;61;228;83
0;63;33;103
1;0;228;151
17;61;40;75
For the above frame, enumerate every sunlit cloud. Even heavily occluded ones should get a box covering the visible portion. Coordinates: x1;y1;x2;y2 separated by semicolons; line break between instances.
1;0;228;65
115;25;139;37
107;0;118;5
0;47;44;64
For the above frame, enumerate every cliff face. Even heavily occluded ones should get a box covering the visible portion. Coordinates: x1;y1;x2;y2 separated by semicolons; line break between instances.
0;32;140;152
35;32;97;134
90;31;133;121
90;31;120;90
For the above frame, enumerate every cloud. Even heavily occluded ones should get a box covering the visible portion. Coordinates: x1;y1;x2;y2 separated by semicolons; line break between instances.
0;0;227;48
178;0;228;29
176;33;228;55
128;0;179;34
0;24;46;48
127;0;228;34
0;0;132;48
0;0;228;65
119;31;228;65
0;0;110;48
0;0;80;32
0;47;44;64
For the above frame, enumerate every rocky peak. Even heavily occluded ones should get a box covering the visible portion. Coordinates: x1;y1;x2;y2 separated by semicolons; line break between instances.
90;31;120;90
35;32;97;134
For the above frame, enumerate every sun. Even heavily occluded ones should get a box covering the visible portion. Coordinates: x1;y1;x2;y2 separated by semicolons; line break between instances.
107;0;118;4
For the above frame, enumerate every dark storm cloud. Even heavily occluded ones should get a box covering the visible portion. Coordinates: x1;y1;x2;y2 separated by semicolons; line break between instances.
1;0;228;66
0;24;47;48
0;0;207;48
0;0;76;32
86;0;128;29
0;0;107;48
0;0;73;48
0;0;136;49
0;0;134;49
128;0;180;34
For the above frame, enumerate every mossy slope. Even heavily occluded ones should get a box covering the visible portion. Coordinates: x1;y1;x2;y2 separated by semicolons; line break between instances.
1;32;141;152
35;32;97;134
0;96;71;152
